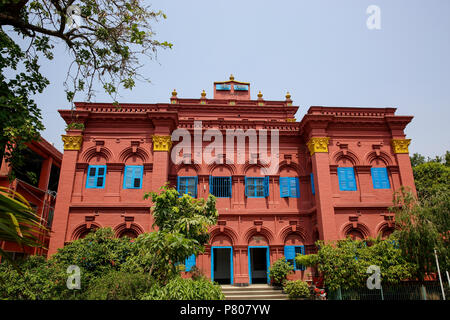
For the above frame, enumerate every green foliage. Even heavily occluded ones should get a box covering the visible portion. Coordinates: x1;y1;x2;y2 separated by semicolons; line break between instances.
283;280;311;299
268;258;294;286
122;186;218;283
305;238;414;291
0;187;48;266
65;122;85;131
412;161;450;200
51;227;133;286
0;255;68;300
390;188;444;282
141;276;225;300
84;270;156;300
295;253;319;268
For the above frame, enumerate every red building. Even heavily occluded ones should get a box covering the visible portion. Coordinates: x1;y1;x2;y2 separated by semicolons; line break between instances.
48;76;416;285
0;138;62;259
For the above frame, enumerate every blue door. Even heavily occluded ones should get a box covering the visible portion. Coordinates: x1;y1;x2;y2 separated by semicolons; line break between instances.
248;246;270;284
211;246;233;285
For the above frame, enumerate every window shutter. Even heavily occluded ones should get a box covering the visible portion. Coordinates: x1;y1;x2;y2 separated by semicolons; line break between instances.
310;173;315;195
289;177;300;198
124;166;133;188
245;177;248;197
228;176;232;197
87;166;97;188
134;166;143;188
209;175;212;194
185;254;196;272
338;167;357;191
264;176;269;197
193;176;198;197
284;246;296;267
280;177;289;198
371;167;390;189
177;176;181;194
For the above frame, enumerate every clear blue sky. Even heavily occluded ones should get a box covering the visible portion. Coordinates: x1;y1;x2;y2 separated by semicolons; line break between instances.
33;0;450;157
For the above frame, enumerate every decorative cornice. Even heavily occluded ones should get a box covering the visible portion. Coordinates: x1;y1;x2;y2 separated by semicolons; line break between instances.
391;139;411;154
62;135;83;151
152;135;172;151
306;137;330;155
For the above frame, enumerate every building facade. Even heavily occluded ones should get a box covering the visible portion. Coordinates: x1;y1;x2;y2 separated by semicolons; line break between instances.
0;138;62;259
48;76;416;285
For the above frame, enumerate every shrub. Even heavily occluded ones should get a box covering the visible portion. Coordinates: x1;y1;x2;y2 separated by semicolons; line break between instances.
84;270;156;300
283;280;311;299
141;277;225;300
268;258;294;286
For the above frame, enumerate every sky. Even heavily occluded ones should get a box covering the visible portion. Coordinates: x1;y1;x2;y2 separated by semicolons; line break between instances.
29;0;450;157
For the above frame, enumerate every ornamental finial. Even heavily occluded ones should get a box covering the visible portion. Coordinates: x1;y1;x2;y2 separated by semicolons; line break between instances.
172;89;177;97
257;91;263;99
286;91;291;100
201;89;206;98
229;74;234;81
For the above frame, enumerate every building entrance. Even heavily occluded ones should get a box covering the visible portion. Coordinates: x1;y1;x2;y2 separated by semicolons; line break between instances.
211;247;233;284
248;246;269;284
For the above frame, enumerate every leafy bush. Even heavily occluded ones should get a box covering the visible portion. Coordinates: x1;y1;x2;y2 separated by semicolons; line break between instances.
268;258;294;286
141;277;225;300
84;270;156;300
0;255;68;300
283;280;311;299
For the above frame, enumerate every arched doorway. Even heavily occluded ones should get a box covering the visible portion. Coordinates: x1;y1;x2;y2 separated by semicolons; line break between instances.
211;234;233;285
248;234;270;284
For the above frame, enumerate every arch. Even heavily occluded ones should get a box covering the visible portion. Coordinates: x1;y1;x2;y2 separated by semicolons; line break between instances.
341;222;371;239
365;151;393;166
278;161;304;176
243;162;269;176
71;222;102;240
209;226;239;246
332;150;361;166
114;223;144;239
208;162;237;176
243;226;275;245
278;225;309;244
119;147;150;163
375;221;397;239
174;163;201;175
81;146;113;163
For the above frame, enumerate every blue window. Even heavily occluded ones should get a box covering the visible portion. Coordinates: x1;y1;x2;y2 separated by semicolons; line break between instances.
337;167;357;191
123;165;143;189
280;177;300;198
177;176;198;197
86;165;106;188
209;176;232;198
184;254;196;272
371;167;390;189
284;245;305;271
234;84;248;91
215;84;231;91
245;176;269;198
310;173;315;195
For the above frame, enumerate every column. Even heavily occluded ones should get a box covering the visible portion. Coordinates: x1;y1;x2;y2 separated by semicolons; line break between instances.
48;130;83;256
151;134;172;191
38;157;53;191
391;139;417;195
307;137;338;241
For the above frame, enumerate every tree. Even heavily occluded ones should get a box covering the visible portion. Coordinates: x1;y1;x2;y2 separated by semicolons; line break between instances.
390;188;442;283
295;238;415;291
0;0;172;177
121;186;218;283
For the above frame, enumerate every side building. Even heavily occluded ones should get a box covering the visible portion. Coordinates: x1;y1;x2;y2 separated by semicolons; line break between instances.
0;138;62;260
48;76;416;285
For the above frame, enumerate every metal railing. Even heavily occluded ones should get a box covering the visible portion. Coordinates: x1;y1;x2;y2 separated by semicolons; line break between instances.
328;282;447;300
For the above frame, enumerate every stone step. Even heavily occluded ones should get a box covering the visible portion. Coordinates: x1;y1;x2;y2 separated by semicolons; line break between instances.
221;285;289;300
225;294;288;300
